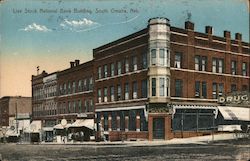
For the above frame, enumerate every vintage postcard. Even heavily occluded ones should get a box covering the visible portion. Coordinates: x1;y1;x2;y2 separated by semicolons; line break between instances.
0;0;249;160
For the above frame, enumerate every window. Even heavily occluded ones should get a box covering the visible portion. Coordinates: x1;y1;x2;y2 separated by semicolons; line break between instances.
117;61;122;75
125;83;129;100
78;80;82;92
98;66;102;79
72;81;76;93
103;112;108;131
117;85;121;101
125;58;129;73
104;87;108;102
195;81;200;97
151;78;156;96
83;79;87;91
166;78;170;96
132;56;137;71
110;86;114;102
218;83;224;97
195;56;207;71
98;89;101;103
68;101;71;113
212;83;217;99
142;52;148;69
151;49;156;65
73;101;76;113
111;112;117;130
175;79;183;97
60;85;63;95
212;59;217;73
174;52;182;68
231;84;237;92
202;82;207;98
242;62;247;76
68;82;71;94
212;58;224;73
159;49;165;66
120;111;125;131
104;65;108;78
141;79;148;98
159;78;165;96
111;63;115;76
84;100;88;112
132;81;137;99
78;100;82;113
231;61;237;75
89;77;93;90
89;99;93;112
129;110;136;131
218;59;223;73
242;85;248;91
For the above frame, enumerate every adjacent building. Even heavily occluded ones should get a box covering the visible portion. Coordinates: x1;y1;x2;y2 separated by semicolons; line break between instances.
31;17;250;142
0;96;32;141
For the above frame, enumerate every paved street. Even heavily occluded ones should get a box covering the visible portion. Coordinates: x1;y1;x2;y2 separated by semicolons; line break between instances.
0;138;249;161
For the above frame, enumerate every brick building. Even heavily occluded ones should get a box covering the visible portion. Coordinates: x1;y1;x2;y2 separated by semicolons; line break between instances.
31;17;249;142
0;96;31;141
94;18;249;141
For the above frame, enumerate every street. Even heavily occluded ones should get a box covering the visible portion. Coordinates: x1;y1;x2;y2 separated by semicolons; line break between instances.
0;139;249;161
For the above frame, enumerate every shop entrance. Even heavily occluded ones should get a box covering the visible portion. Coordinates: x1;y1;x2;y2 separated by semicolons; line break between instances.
153;118;165;139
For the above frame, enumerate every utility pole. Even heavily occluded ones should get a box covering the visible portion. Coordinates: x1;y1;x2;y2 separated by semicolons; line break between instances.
15;102;18;135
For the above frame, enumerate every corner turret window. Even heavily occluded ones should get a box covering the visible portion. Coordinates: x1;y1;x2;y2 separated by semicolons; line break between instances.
151;49;156;65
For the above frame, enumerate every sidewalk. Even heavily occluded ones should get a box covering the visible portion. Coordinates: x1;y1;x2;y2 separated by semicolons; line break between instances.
31;133;248;147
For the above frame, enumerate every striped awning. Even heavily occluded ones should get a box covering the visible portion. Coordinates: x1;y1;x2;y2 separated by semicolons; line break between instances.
218;106;250;121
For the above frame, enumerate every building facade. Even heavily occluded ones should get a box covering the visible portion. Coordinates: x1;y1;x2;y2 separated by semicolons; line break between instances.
31;17;249;142
0;96;32;141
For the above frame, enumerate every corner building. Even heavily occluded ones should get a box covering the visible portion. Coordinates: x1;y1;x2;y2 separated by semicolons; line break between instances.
94;18;249;141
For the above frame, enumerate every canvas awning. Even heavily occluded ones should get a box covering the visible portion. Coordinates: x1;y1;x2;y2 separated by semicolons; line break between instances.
69;119;94;130
53;123;72;129
218;106;250;121
42;127;54;131
24;120;42;133
6;129;19;137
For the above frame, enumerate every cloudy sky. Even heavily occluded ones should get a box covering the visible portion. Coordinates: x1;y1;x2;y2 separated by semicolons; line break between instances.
0;0;249;97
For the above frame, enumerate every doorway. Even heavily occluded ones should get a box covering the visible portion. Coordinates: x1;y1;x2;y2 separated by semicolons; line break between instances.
153;118;165;139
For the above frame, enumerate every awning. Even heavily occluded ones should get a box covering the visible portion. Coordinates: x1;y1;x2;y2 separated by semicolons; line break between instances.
69;119;94;130
95;105;145;112
53;123;72;129
218;106;250;121
42;127;54;131
6;129;19;137
24;120;42;133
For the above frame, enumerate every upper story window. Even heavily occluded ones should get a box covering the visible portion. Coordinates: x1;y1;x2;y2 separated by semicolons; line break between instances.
98;89;101;103
117;61;122;75
132;81;137;99
117;85;122;101
159;78;165;96
231;84;237;92
242;62;247;76
125;58;129;73
68;82;71;94
231;60;237;75
89;77;93;90
125;83;129;100
111;63;115;77
213;83;224;99
195;55;207;71
159;49;166;66
83;79;87;91
175;79;183;97
132;56;137;71
174;52;182;68
141;79;148;98
110;86;114;102
104;87;108;102
59;85;63;95
195;81;207;98
212;58;224;73
142;52;148;69
242;85;248;91
151;49;156;66
78;80;82;92
78;100;82;113
63;83;66;95
166;78;170;97
195;81;200;97
104;65;108;78
98;66;102;79
72;81;76;93
151;78;156;96
202;82;207;98
218;83;224;97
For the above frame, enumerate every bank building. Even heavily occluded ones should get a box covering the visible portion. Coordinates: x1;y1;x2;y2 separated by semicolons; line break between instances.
30;18;249;143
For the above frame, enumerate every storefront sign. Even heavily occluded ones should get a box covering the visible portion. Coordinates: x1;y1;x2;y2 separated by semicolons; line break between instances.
218;92;250;105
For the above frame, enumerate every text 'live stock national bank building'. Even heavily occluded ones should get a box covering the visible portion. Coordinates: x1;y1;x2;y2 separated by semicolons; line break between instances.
32;18;250;142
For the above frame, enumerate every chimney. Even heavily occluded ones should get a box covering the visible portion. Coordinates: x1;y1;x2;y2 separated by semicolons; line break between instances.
185;21;194;30
205;26;213;35
70;61;75;68
224;30;231;39
75;59;80;66
235;33;242;41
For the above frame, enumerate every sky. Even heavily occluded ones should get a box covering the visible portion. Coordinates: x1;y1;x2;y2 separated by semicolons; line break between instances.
0;0;249;97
